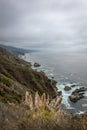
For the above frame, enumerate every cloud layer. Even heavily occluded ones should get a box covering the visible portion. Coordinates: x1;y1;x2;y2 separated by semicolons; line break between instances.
0;0;87;51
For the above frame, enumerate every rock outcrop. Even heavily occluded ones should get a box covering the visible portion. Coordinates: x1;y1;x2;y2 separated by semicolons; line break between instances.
34;63;41;67
70;84;76;87
64;86;71;91
57;91;62;96
69;87;86;102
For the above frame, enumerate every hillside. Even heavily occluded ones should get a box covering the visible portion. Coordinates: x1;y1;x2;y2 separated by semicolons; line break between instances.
0;47;57;104
0;44;37;56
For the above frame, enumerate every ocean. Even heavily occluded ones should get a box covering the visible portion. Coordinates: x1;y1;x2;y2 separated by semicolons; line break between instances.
22;49;87;114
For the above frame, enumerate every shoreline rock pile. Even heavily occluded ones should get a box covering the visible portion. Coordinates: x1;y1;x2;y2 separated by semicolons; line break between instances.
69;87;87;102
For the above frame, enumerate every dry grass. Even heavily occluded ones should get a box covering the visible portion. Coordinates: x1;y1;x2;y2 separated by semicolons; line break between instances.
0;92;87;130
0;102;87;130
25;91;62;112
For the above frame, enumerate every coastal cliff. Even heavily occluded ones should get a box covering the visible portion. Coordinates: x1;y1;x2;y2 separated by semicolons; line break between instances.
0;47;57;104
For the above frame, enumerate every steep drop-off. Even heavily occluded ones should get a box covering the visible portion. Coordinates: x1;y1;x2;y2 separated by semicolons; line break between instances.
0;47;57;104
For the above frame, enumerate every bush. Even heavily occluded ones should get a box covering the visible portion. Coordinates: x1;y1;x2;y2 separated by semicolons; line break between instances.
0;90;5;97
0;77;11;87
1;97;7;103
13;93;22;103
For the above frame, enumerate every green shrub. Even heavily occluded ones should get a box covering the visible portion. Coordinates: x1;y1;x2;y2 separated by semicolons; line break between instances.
13;93;22;103
0;77;11;87
1;97;7;103
0;90;5;96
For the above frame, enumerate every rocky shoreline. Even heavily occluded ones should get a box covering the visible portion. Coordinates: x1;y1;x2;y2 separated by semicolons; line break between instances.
20;51;87;114
62;83;87;103
33;63;87;104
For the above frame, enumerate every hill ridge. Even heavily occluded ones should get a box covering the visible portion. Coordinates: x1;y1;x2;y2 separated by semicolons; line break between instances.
0;47;57;104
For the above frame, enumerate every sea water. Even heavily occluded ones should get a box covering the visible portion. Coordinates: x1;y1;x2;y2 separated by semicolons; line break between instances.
23;50;87;114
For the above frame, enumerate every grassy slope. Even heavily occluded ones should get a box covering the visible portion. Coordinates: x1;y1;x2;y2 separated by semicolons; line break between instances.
0;47;57;104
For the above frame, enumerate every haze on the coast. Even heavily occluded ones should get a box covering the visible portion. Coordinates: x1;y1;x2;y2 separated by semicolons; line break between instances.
0;0;87;52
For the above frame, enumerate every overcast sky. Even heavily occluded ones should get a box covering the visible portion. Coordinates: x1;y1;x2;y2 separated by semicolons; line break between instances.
0;0;87;51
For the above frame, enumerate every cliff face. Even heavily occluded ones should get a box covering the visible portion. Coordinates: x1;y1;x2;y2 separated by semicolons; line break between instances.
0;47;57;104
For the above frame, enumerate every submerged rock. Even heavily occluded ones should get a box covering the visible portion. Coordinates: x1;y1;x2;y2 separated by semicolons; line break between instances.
64;86;71;91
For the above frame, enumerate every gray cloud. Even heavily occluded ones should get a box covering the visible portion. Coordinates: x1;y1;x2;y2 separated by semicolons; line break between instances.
0;0;87;51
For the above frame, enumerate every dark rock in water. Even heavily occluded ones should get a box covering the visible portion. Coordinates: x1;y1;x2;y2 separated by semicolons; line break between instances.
57;91;62;96
71;84;76;87
51;80;57;85
79;87;87;91
69;87;86;102
69;94;84;103
51;91;62;99
64;86;71;91
34;63;41;67
72;87;86;95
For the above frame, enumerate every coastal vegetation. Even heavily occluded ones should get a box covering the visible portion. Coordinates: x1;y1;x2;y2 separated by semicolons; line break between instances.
0;92;87;130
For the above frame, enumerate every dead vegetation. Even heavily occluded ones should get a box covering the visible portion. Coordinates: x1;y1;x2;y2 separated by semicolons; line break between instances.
0;92;87;130
25;91;62;112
